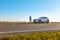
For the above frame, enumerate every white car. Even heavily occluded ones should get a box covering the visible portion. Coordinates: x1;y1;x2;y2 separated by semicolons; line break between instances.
33;17;49;23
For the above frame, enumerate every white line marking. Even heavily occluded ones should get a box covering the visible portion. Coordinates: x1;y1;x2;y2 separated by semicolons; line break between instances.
0;28;60;34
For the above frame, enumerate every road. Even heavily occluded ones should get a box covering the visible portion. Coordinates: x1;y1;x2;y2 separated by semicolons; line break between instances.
0;23;60;32
0;23;60;35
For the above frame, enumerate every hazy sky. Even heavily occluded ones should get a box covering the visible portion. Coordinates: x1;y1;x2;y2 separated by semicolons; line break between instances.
0;0;60;22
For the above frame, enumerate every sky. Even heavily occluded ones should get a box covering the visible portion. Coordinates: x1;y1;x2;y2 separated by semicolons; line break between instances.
0;0;60;22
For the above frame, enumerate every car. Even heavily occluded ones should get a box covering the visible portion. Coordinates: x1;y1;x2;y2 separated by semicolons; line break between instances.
33;17;49;23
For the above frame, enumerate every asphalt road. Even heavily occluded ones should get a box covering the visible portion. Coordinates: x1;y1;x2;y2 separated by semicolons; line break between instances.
0;23;60;32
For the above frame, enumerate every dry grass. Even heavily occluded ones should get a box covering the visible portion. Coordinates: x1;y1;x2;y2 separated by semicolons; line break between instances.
0;22;60;24
0;31;60;40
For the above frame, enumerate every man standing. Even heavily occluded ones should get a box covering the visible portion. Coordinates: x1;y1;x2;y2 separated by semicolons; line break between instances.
29;16;32;22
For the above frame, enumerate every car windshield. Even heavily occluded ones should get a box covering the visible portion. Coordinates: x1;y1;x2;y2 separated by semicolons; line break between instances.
38;17;48;19
40;17;48;19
